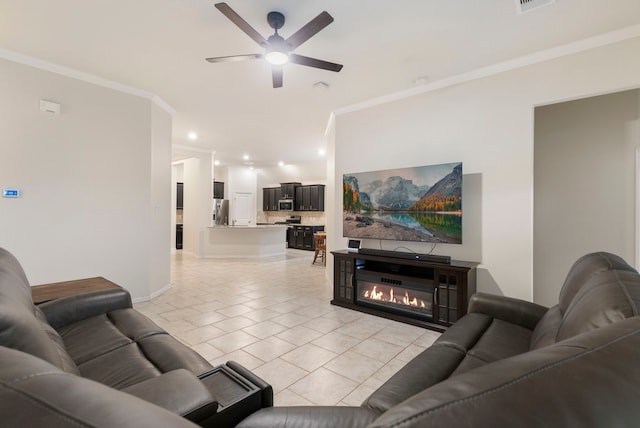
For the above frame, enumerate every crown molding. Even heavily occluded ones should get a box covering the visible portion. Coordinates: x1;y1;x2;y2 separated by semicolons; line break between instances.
334;24;640;117
0;48;175;116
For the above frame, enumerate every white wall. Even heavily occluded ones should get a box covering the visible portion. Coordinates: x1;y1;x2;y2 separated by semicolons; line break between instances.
534;90;640;306
0;58;173;300
257;161;327;188
332;36;640;302
148;103;172;297
325;116;337;277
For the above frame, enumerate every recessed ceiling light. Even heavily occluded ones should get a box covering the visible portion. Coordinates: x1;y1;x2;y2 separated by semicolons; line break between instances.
243;154;250;160
318;149;326;156
188;132;198;140
278;161;285;167
214;160;220;166
313;81;330;90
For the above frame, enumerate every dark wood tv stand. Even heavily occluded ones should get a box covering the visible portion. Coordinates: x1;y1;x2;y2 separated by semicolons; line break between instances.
331;250;477;332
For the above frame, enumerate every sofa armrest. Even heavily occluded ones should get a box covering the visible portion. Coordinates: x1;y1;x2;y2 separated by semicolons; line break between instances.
122;369;218;422
237;406;380;428
38;288;132;329
226;360;274;408
468;292;548;330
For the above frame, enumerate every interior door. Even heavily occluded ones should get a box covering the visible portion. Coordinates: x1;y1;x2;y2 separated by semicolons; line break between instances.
233;192;253;226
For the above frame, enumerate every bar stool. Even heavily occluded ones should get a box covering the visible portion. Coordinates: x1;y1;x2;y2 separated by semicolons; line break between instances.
312;232;327;266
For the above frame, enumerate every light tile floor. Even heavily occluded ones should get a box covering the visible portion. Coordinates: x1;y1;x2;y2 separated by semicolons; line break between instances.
134;249;440;406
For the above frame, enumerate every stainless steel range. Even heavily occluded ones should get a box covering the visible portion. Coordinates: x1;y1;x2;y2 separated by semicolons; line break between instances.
274;215;301;225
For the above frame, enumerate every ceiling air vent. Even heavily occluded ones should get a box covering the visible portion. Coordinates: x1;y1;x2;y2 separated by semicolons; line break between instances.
516;0;555;14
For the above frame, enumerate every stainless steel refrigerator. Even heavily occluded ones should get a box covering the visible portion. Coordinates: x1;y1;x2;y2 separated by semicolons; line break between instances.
213;199;229;225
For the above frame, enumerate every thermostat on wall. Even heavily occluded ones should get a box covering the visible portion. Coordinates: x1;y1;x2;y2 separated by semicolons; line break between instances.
3;189;20;198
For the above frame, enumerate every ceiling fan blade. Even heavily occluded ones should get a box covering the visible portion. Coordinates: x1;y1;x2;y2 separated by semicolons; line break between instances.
272;66;283;88
215;3;268;47
289;54;343;72
206;53;263;63
285;11;334;50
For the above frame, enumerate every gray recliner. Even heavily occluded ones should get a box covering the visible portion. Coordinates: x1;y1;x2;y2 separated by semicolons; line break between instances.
0;247;272;426
239;252;640;428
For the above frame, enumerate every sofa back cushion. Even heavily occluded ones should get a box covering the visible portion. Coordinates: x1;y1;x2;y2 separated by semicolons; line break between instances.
0;248;79;374
530;252;640;349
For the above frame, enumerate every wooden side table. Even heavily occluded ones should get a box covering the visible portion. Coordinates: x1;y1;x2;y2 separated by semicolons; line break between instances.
31;277;121;304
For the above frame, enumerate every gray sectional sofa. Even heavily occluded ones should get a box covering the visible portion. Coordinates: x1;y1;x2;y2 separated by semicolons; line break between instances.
0;247;271;427
3;247;640;427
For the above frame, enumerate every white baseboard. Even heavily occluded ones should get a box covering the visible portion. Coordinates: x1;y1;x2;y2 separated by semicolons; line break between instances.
132;282;172;303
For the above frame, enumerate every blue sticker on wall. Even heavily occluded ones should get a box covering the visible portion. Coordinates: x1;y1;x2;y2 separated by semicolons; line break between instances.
3;189;20;198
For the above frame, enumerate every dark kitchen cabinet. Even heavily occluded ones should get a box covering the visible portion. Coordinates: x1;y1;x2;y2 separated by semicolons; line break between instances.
176;224;183;250
288;225;324;250
213;181;224;199
262;187;280;211
309;185;324;211
176;182;184;209
294;186;303;210
280;182;300;199
287;227;296;248
294;226;305;248
295;185;325;211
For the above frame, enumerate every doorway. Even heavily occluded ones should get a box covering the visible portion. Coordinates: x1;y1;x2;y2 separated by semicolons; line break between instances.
533;89;640;306
233;192;253;226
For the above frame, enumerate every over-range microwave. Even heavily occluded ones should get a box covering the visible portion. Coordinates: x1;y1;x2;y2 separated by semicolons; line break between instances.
278;199;294;211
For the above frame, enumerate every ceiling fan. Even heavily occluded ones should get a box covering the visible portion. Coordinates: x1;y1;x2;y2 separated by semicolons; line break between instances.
206;2;343;88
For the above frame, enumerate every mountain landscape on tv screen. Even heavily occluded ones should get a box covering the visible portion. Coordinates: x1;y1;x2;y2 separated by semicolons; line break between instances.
343;163;462;244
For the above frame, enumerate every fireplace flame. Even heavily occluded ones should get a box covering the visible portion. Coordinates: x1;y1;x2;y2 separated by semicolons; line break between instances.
363;285;428;309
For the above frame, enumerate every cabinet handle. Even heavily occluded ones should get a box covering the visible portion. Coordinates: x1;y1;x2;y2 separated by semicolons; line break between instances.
434;288;438;305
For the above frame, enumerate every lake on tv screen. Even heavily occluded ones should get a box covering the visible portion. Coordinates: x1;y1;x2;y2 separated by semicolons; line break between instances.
344;211;461;244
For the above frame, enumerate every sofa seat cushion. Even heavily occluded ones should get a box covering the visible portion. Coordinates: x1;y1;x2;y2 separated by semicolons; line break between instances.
363;313;532;413
0;345;200;428
58;313;134;365
449;315;532;375
77;341;164;389
57;308;212;389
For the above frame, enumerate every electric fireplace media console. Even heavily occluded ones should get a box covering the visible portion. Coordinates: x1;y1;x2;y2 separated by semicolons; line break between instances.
331;250;478;332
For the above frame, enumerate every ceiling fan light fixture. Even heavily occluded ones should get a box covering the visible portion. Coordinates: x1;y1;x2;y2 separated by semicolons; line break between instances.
265;50;289;65
208;4;342;88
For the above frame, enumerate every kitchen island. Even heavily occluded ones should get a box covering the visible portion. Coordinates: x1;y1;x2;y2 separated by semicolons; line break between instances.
205;225;287;258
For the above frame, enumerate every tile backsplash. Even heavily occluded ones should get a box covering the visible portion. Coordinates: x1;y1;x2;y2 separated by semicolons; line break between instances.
258;211;326;226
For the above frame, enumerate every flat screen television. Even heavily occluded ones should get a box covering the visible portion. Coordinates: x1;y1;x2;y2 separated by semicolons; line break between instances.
343;162;462;244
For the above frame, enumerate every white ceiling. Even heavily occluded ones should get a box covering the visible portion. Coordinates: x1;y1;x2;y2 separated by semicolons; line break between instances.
1;0;639;167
